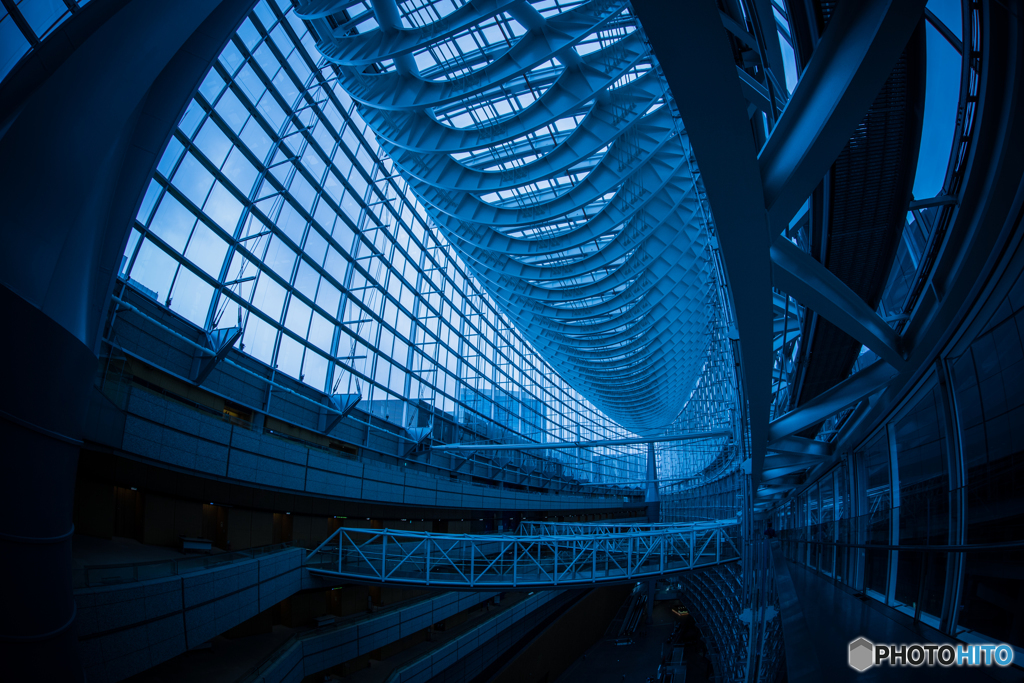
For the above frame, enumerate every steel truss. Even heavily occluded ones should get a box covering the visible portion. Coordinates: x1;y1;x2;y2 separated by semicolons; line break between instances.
628;0;976;507
518;520;735;535
298;0;719;432
305;521;739;587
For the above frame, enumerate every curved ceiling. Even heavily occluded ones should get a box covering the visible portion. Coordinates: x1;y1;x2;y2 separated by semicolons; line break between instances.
299;0;717;431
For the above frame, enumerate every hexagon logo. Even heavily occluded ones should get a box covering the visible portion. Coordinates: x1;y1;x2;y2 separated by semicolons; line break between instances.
849;637;874;672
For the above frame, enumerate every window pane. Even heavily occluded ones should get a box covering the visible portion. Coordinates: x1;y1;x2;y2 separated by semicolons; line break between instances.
954;271;1024;648
893;383;949;618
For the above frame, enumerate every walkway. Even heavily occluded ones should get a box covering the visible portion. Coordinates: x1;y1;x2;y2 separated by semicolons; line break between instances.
72;535;294;589
520;520;736;535
305;521;740;588
775;545;1012;682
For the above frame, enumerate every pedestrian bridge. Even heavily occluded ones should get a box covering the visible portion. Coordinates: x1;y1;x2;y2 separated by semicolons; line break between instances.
305;520;740;589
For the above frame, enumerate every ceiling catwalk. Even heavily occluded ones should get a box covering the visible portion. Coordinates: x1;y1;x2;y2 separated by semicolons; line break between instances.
298;0;719;431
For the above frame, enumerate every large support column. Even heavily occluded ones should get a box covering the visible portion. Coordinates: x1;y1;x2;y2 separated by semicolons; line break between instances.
645;442;660;523
0;0;255;677
0;287;96;680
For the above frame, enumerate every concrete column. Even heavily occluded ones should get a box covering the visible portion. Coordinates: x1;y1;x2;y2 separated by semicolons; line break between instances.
0;287;95;680
0;0;256;677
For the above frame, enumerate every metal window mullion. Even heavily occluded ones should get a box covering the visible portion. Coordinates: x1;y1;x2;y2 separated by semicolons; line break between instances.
124;166;173;275
1;0;40;47
186;111;268;330
937;356;966;635
886;421;900;606
329;216;362;393
250;10;324;129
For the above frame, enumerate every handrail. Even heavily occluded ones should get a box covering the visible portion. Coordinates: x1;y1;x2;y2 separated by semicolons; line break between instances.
780;537;1024;552
73;542;297;589
111;348;639;500
110;288;644;495
113;367;638;500
519;519;738;535
235;589;480;683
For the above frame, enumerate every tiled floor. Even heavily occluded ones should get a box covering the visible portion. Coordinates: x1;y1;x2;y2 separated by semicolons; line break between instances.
782;560;1017;682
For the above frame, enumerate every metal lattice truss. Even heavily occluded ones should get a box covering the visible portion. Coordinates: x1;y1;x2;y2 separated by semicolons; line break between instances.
628;0;946;506
656;312;740;482
298;0;717;431
518;519;736;535
305;521;740;587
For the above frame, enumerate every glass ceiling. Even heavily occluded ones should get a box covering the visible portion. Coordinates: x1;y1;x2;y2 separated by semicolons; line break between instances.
0;0;92;83
301;0;721;432
117;0;655;483
0;0;968;487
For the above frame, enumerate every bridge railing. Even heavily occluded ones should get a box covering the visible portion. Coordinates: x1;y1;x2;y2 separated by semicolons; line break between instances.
518;519;739;536
305;522;740;588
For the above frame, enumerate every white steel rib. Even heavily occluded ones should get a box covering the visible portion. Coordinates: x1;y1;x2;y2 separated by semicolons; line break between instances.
298;0;718;431
305;521;740;587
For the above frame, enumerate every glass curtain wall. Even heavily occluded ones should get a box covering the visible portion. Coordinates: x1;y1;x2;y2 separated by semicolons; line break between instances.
775;265;1024;650
948;269;1024;648
119;0;644;483
1;0;92;82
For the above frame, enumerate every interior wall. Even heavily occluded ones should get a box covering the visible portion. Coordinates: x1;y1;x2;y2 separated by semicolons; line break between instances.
142;494;202;546
73;478;115;539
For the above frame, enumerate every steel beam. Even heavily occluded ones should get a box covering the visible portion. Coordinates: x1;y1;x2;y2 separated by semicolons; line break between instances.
318;393;361;434
435;430;732;452
631;0;774;489
770;435;833;458
770;236;905;368
304;0;719;432
768;358;897;443
762;452;822;470
761;463;815;480
759;0;928;231
189;326;241;385
305;521;741;587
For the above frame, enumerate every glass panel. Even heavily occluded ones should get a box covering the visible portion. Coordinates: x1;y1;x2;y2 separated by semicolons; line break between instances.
894;383;949;619
820;472;835;575
807;482;819;568
16;0;67;39
119;0;657;484
953;270;1024;648
0;13;31;84
858;432;891;598
913;9;963;200
834;462;850;583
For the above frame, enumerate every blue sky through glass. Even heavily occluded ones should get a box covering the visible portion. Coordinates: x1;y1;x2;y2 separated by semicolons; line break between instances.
915;0;963;199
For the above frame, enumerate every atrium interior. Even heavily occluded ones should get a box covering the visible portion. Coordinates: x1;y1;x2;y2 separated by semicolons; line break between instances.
0;0;1022;680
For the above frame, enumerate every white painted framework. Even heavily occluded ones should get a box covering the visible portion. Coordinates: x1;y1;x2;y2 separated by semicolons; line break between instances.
306;520;740;587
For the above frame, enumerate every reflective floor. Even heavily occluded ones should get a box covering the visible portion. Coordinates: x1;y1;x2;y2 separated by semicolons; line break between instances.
782;559;1016;682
